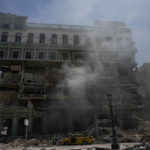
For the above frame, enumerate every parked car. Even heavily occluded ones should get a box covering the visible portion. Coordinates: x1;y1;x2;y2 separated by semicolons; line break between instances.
61;134;94;145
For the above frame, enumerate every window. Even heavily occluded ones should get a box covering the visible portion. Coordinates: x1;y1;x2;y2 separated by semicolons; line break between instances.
85;37;91;47
1;32;8;42
39;33;45;43
51;34;57;44
95;36;102;45
0;51;4;58
75;53;84;61
62;53;68;60
50;52;57;60
38;52;44;59
27;33;34;43
116;37;122;42
105;36;112;41
25;52;31;59
2;24;10;29
15;33;22;43
13;51;19;59
74;35;79;45
15;24;24;30
63;34;68;44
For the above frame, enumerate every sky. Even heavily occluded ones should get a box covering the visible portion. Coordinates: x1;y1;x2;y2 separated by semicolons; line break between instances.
0;0;150;66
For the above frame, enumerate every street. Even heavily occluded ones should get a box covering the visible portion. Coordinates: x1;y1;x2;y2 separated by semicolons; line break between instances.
0;143;142;150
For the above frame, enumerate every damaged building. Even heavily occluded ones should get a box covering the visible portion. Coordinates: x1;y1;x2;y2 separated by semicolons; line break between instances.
0;12;143;136
138;63;150;120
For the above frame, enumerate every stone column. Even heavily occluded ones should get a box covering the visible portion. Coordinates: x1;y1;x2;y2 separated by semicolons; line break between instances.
42;114;47;134
7;47;10;58
12;115;18;136
28;110;33;134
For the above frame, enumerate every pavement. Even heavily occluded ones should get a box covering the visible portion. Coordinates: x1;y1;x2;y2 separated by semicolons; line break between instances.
0;143;143;150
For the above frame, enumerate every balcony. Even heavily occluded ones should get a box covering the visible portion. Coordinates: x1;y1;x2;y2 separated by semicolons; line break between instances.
27;22;92;30
0;42;91;50
18;93;47;100
0;82;19;90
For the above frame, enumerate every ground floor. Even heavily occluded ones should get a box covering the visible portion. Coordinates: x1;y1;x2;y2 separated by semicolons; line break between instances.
0;106;143;137
0;108;46;136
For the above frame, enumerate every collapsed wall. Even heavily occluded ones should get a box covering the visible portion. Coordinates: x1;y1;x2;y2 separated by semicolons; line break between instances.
0;13;143;136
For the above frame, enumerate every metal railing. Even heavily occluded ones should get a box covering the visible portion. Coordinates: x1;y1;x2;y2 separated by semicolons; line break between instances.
0;42;90;50
27;22;93;30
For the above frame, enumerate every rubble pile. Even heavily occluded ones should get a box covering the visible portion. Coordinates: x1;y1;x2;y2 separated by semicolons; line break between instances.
85;118;143;143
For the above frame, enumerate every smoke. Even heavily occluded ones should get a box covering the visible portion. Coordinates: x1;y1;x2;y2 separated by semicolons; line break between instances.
1;0;149;64
0;0;147;132
60;64;98;107
46;16;145;132
26;0;149;66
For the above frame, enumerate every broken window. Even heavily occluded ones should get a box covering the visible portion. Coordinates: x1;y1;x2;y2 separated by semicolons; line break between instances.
13;51;19;59
1;32;8;42
50;52;57;60
62;53;68;60
15;33;22;43
25;52;31;59
74;35;79;45
75;53;84;61
0;51;4;58
27;33;34;43
39;33;45;43
38;52;44;59
32;118;42;134
51;34;57;44
63;34;68;44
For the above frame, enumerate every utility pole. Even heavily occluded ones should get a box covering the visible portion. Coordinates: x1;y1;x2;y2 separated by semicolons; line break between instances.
107;93;120;150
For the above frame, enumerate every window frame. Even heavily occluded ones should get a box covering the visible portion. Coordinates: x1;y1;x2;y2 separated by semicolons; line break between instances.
15;32;22;43
12;51;19;59
0;51;4;58
27;33;34;43
62;34;68;45
25;51;32;59
49;52;57;60
1;32;8;42
74;35;80;45
38;51;44;59
39;33;45;44
51;34;57;44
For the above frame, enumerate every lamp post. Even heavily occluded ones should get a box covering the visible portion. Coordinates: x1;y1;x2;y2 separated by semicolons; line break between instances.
107;93;120;149
24;119;29;150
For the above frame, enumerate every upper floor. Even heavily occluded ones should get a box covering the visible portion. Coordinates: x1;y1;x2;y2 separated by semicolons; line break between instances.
0;13;137;64
0;13;136;51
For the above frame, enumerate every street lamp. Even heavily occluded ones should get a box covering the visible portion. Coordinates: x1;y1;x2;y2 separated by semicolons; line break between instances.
107;93;120;149
24;119;29;150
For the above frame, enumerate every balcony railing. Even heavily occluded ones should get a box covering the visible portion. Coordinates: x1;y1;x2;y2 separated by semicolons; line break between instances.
0;42;90;50
19;93;47;100
27;22;92;30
